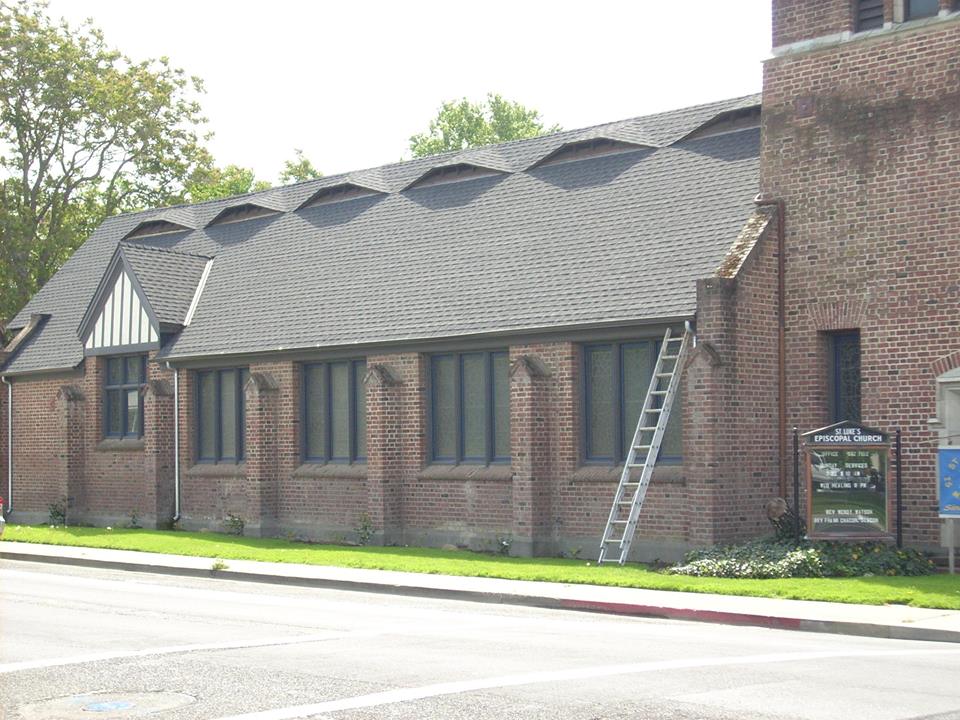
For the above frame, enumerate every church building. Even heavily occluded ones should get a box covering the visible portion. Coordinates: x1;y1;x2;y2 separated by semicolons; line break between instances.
1;0;957;559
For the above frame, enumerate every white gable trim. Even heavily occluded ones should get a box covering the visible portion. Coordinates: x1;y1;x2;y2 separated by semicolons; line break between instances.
183;258;213;327
83;265;159;354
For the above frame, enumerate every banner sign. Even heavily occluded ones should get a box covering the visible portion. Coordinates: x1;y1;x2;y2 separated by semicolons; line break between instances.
803;422;891;540
939;448;960;518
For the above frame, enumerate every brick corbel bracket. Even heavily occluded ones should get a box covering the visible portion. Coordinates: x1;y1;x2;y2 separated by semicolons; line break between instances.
142;378;173;399
932;349;960;378
364;363;403;387
245;371;279;395
56;385;85;403
684;340;722;370
509;355;551;383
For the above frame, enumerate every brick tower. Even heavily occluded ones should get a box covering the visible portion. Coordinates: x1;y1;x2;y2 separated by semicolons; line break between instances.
761;0;960;546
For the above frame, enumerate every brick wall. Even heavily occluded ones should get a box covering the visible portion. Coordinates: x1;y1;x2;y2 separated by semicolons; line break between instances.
759;13;960;547
772;0;854;47
6;371;77;522
773;1;960;48
688;215;782;547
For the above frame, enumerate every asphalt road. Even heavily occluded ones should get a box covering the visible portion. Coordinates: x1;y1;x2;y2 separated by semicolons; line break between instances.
1;560;959;720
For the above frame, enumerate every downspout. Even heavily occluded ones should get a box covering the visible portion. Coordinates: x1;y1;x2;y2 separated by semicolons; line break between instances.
165;363;181;522
1;376;10;512
754;194;787;499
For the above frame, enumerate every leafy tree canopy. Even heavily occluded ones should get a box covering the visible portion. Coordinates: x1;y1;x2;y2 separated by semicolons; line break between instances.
409;93;560;158
185;165;271;203
0;0;211;325
279;149;322;185
186;149;322;203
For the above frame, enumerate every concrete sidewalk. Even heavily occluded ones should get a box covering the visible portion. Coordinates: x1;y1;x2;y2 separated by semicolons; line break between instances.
2;540;959;644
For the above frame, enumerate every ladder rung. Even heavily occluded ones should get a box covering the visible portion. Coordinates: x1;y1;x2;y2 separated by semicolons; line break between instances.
627;463;645;469
662;355;679;360
638;426;657;431
665;337;684;343
650;390;668;395
655;372;673;378
622;482;640;487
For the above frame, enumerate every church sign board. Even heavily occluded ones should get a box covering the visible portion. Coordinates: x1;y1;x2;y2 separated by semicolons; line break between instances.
802;422;891;540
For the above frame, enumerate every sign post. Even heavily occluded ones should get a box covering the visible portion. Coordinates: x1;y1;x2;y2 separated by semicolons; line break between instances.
802;421;892;541
938;447;960;574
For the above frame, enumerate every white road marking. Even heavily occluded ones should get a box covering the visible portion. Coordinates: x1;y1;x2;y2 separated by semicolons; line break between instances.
0;630;384;675
214;647;960;720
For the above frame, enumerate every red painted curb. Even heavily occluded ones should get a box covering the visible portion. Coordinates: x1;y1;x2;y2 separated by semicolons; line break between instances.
560;598;805;631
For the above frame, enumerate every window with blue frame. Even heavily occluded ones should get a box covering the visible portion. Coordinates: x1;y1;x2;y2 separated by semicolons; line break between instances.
583;340;682;463
830;331;861;423
104;355;146;438
430;351;509;464
303;359;367;463
196;368;249;462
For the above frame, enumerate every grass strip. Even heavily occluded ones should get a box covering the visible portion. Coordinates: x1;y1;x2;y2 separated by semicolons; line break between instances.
3;525;959;610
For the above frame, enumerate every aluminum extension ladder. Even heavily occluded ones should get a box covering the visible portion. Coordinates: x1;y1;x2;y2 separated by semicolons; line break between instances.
598;323;692;564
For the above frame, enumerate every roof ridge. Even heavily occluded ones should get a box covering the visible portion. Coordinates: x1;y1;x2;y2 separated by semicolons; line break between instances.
120;241;212;260
106;92;762;223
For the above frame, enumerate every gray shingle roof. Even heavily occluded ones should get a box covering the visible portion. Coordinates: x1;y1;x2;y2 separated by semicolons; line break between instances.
120;244;210;327
3;93;761;374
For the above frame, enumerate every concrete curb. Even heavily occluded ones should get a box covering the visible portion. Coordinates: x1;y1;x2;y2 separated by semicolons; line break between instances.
3;546;959;645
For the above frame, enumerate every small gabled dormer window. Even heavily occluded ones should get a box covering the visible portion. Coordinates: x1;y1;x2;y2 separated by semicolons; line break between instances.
206;203;278;227
856;0;884;30
405;163;502;190
534;138;645;167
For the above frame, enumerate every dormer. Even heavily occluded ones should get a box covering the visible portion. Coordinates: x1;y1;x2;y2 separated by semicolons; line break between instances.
206;202;281;227
123;219;192;241
679;105;762;142
530;137;650;168
79;244;211;355
297;182;384;210
79;252;161;354
403;162;505;190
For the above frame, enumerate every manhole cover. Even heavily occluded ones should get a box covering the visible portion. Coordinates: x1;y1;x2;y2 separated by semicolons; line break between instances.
20;691;196;719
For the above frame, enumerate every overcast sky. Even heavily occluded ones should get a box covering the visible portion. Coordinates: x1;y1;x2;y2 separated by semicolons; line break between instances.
47;0;772;182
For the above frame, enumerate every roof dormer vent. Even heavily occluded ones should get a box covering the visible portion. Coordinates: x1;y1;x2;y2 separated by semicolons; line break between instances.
404;163;503;190
123;220;192;241
297;183;382;210
206;203;279;227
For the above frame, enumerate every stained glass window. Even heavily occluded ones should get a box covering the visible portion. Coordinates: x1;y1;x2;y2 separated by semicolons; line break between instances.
430;351;509;464
104;355;146;439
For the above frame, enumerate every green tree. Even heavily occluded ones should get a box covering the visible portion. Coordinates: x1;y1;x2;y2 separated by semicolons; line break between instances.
279;149;322;184
0;0;211;325
185;164;271;203
409;93;560;158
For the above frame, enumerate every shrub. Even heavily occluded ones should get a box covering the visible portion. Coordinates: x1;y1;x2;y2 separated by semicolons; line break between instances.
47;497;67;526
223;513;245;536
668;539;935;579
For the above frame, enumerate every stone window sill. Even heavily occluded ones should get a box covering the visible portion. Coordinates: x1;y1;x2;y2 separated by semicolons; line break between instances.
186;463;246;479
571;463;685;484
417;464;513;482
293;463;368;480
96;438;145;452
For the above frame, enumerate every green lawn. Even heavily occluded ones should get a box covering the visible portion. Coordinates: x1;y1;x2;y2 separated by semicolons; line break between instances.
3;525;959;610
